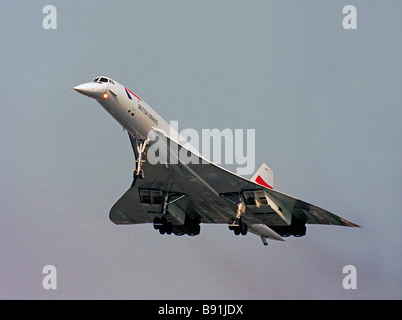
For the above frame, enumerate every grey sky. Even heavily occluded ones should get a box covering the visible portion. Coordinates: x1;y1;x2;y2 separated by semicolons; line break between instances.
1;1;401;299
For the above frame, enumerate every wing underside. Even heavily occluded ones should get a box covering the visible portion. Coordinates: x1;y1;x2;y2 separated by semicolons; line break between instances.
109;130;359;242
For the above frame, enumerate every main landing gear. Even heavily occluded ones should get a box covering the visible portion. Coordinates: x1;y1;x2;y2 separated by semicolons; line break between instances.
153;216;173;235
153;215;201;236
153;192;172;234
228;200;248;236
151;191;201;237
228;217;248;235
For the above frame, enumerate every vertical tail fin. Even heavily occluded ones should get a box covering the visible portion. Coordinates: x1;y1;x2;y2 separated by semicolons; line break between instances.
251;163;274;189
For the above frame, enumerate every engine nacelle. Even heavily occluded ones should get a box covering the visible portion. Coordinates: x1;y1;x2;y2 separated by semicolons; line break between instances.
270;216;306;237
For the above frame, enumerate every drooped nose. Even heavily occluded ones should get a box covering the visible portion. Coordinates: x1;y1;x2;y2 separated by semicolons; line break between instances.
73;82;106;99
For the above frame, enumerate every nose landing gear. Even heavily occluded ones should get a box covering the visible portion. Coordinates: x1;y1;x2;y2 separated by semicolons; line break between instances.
134;139;148;179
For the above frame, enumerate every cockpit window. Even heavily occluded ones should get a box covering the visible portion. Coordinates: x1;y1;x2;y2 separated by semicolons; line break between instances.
92;77;112;84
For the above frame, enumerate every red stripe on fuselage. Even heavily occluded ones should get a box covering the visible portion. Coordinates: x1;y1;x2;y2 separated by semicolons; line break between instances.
125;87;142;101
255;175;273;189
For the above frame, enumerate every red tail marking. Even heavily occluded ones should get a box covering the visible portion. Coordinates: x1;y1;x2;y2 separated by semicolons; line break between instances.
255;175;273;189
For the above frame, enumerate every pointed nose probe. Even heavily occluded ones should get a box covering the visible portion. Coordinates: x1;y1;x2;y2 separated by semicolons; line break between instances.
73;82;106;99
73;83;95;97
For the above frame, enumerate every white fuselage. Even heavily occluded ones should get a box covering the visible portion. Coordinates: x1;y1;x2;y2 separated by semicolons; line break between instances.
74;76;175;140
74;76;201;157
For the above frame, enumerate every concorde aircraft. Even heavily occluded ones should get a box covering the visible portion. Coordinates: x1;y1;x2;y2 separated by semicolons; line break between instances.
73;76;359;246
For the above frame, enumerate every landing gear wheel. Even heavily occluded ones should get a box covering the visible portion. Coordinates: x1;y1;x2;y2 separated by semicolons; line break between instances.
153;217;162;230
165;222;173;235
241;222;248;236
155;217;173;235
228;218;248;236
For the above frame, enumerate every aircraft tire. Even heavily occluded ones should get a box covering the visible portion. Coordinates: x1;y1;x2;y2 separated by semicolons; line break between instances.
241;222;248;236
